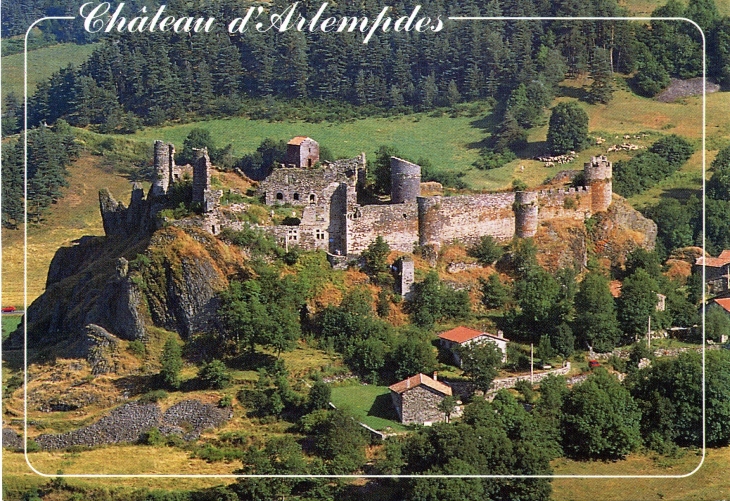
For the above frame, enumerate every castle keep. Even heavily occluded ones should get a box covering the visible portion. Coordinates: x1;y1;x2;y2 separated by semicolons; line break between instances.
100;137;613;259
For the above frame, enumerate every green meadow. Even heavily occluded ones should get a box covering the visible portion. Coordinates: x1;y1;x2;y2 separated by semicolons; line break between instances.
1;43;99;100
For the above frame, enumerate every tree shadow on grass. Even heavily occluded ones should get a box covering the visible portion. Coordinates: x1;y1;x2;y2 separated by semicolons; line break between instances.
658;187;702;201
112;373;158;397
557;84;588;101
229;351;276;371
367;393;399;421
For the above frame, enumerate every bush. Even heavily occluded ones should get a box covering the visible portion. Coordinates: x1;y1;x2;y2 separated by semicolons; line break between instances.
467;235;502;265
128;340;146;357
139;390;169;404
649;134;693;168
473;150;516;170
199;360;231;389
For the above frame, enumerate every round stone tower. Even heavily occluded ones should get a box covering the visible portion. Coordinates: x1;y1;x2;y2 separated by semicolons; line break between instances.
417;196;443;250
513;191;538;238
391;157;421;204
584;155;613;213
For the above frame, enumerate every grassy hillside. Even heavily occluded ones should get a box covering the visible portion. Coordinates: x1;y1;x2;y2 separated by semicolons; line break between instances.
552;447;730;500
1;153;135;307
623;0;730;16
1;43;98;100
125;82;729;197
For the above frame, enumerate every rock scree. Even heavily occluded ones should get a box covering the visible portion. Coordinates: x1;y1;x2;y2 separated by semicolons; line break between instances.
34;399;231;450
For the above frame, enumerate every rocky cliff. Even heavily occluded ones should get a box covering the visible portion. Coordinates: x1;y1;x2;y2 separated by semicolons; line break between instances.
6;213;245;355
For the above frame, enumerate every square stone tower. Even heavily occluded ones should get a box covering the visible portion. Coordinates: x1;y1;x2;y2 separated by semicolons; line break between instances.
286;137;319;168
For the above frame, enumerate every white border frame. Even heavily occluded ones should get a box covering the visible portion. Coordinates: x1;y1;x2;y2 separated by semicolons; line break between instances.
19;14;706;479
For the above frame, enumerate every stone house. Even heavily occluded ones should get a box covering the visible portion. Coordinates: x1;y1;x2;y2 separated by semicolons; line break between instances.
707;298;730;343
285;136;320;168
389;373;454;425
438;326;508;366
695;250;730;295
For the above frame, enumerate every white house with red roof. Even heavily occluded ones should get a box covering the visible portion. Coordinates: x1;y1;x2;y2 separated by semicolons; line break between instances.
437;326;508;366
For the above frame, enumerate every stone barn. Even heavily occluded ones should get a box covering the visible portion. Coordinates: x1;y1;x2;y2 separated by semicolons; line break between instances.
389;373;454;425
438;326;508;366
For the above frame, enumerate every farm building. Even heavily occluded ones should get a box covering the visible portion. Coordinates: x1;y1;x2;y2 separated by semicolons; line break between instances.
438;326;508;366
389;373;455;425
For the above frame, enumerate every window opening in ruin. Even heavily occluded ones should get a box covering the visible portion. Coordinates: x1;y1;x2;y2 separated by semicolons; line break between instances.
309;194;316;203
293;193;300;201
276;192;284;200
403;213;408;219
211;225;216;233
308;159;312;167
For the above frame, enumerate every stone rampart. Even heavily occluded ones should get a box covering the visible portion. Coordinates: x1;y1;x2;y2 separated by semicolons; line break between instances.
259;157;360;206
536;186;592;221
346;202;419;254
418;193;517;249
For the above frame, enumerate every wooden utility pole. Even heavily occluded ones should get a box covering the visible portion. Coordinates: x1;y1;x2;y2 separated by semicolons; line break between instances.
647;315;651;349
530;343;534;384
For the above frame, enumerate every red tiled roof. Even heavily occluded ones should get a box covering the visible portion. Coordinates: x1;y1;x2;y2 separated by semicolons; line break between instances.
389;373;452;396
438;326;484;343
438;326;508;344
695;251;730;268
287;136;310;145
712;298;730;314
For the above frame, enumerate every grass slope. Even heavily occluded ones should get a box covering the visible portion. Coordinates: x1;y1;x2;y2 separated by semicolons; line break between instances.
330;384;406;432
552;447;730;500
1;153;135;306
1;43;98;101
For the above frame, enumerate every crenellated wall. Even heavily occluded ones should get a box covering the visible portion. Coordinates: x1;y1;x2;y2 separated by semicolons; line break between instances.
346;202;419;254
536;186;592;221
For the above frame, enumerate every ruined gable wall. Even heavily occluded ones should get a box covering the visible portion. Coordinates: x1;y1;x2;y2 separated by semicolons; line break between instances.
537;186;593;221
401;385;448;424
259;158;359;206
346;203;419;254
418;193;516;248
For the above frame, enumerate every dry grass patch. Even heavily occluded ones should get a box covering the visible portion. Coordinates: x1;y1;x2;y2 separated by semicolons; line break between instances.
2;154;135;306
552;447;730;501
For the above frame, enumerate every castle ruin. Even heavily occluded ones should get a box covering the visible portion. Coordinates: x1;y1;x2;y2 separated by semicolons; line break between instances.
101;137;614;261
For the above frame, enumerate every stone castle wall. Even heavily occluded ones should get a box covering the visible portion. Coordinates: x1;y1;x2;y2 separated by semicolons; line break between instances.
132;139;616;260
346;202;419;254
259;156;362;206
536;186;593;221
418;193;517;249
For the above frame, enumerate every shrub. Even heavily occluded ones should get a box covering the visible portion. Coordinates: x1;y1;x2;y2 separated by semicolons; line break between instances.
199;360;231;389
128;340;146;357
467;235;502;265
138;390;169;404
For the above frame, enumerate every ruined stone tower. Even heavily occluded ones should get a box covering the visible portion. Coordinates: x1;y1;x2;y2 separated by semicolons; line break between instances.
396;256;415;299
152;140;175;197
286;137;319;168
513;191;538;238
417;196;443;250
192;148;211;205
584;155;613;212
391;157;421;204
